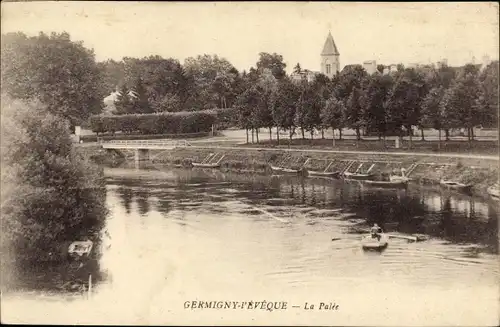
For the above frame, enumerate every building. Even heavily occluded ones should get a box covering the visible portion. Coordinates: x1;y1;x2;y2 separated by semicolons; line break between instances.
436;58;448;68
290;32;341;82
290;69;318;83
363;60;377;75
320;31;340;78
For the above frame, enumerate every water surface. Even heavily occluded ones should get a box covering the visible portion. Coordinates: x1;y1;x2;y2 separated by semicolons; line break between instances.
3;167;499;326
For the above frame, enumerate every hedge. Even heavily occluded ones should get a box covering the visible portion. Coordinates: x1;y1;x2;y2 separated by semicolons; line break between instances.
80;132;213;143
89;108;236;135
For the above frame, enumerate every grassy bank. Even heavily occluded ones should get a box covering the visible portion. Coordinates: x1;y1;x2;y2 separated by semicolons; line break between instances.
237;138;499;156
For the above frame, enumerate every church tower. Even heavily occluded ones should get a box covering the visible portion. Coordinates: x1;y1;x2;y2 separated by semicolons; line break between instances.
320;32;340;78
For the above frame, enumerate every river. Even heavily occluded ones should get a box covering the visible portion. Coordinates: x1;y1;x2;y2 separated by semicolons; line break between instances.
2;166;499;326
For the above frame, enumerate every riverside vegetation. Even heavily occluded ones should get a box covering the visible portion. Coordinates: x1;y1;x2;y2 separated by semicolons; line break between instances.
1;31;109;292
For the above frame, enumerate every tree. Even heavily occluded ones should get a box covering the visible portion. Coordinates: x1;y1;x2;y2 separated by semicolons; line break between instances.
385;68;426;148
98;59;126;94
256;52;287;80
440;67;483;143
114;85;134;115
477;61;499;128
1;95;108;280
294;81;308;140
272;78;299;145
121;56;188;111
151;93;181;112
131;78;152;114
293;63;302;74
421;86;446;149
1;32;105;127
321;96;346;146
302;83;323;141
362;74;394;143
346;86;369;141
235;86;260;143
184;54;239;110
256;73;278;142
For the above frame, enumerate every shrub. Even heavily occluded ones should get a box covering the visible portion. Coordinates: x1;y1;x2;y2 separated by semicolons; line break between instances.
88;109;228;135
1;95;108;287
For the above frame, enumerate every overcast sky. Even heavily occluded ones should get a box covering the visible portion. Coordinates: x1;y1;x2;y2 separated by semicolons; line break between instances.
1;2;498;73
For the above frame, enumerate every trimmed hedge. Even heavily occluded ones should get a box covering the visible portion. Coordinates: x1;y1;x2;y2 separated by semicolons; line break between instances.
80;132;212;143
89;109;236;135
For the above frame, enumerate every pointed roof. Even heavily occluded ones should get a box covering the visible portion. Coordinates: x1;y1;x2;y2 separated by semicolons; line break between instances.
321;32;339;56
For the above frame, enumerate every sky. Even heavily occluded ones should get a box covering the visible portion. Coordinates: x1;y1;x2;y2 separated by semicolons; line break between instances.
1;2;499;73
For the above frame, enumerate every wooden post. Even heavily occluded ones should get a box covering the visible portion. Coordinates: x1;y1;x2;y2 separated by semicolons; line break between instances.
395;138;400;149
88;274;92;300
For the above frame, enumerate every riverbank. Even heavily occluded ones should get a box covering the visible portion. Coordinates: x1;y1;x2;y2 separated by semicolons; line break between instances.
75;144;498;198
150;147;498;196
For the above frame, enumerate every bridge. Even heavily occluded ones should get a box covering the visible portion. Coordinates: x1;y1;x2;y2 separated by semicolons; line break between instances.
99;139;191;162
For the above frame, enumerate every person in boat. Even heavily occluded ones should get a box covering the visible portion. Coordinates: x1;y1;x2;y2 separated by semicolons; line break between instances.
370;224;383;240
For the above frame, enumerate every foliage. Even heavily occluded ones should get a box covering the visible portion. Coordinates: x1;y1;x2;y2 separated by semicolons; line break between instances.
0;95;108;270
1;32;105;127
362;74;393;137
321;96;345;131
184;54;240;110
477;61;499;127
272;78;299;134
256;52;287;80
89;110;221;135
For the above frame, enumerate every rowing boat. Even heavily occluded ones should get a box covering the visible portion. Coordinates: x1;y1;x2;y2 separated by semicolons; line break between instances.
192;162;221;168
361;233;389;250
271;166;300;174
307;170;340;178
439;180;473;193
363;180;408;189
487;183;499;199
343;172;375;181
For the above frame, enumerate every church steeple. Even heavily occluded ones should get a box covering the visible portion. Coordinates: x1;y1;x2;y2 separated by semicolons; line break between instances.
321;31;340;56
320;31;340;78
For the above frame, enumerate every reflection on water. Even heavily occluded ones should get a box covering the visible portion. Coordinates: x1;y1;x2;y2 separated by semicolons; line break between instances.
3;166;499;326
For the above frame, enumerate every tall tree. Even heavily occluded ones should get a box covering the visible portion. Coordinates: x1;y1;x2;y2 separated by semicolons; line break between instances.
235;86;260;143
256;52;287;80
321;96;346;146
346;87;365;141
293;63;302;74
184;54;239;110
272;78;299;145
477;61;499;128
421;86;447;149
362;74;394;143
131;78;152;114
440;65;483;143
1;32;106;127
114;85;134;114
385;68;426;148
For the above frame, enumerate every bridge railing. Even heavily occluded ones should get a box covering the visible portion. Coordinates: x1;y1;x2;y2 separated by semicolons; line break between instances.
99;138;191;147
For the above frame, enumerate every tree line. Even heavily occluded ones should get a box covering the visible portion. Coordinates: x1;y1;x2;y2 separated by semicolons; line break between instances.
234;61;498;148
100;41;498;149
2;31;498;148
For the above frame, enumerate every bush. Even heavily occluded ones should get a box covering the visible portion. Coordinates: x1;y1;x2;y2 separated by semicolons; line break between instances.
89;109;229;135
1;96;108;286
